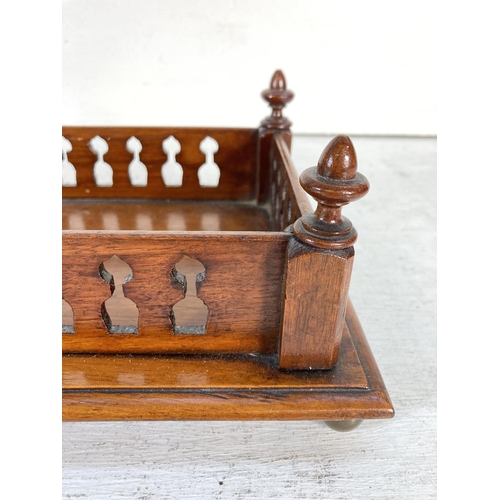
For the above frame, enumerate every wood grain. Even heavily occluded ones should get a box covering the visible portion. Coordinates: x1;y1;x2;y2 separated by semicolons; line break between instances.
272;134;311;218
268;134;311;231
62;135;436;500
62;323;367;391
279;240;354;369
278;135;368;369
63;231;289;354
62;200;272;231
62;300;393;421
62;127;258;200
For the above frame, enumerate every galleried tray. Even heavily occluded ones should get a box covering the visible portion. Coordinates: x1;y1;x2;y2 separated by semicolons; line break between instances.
62;71;394;431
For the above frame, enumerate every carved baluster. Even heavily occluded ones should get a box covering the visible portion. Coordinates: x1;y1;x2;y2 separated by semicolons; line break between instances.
257;70;294;203
279;135;369;370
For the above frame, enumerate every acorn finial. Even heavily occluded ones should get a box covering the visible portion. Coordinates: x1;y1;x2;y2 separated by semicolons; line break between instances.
261;70;294;129
293;135;369;250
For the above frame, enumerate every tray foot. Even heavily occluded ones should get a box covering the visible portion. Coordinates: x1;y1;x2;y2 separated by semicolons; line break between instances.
325;419;363;432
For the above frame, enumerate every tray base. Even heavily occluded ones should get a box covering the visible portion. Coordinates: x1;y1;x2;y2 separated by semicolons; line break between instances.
62;300;394;421
62;200;272;232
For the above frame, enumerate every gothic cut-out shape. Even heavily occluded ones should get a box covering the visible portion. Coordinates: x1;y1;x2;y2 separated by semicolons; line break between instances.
89;136;113;187
162;136;183;187
62;298;74;334
62;136;77;187
99;255;139;334
126;136;148;186
171;256;209;334
198;136;220;187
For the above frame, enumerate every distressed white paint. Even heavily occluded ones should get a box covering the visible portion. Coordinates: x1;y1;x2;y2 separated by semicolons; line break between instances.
62;136;437;499
62;0;437;136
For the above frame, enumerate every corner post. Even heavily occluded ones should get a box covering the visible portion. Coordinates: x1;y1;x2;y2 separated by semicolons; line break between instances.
279;136;369;370
257;70;294;203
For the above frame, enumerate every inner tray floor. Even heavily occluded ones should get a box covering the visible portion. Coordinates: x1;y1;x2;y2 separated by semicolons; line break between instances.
62;200;272;231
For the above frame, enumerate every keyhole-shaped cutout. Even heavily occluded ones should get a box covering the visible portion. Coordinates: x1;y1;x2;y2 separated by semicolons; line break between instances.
172;256;209;334
62;136;77;187
89;136;113;187
62;298;74;334
99;255;139;334
162;136;183;187
198;136;220;187
126;136;148;186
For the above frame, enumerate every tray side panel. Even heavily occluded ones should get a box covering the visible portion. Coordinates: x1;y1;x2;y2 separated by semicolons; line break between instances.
62;127;257;200
62;232;288;354
268;134;312;230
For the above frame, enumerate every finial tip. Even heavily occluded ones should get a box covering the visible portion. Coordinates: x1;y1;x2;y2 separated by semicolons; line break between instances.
270;70;286;90
317;135;357;180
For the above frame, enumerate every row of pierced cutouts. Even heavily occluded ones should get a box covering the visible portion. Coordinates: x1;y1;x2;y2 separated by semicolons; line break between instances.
270;158;297;231
63;255;209;335
62;135;221;188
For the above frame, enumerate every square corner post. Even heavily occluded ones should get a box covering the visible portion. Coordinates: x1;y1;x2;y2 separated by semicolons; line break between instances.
280;239;355;370
278;135;370;370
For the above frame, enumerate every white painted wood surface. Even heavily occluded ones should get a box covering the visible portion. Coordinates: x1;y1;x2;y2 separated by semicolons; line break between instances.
62;135;437;499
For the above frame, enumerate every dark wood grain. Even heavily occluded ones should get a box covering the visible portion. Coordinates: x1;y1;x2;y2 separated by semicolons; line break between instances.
293;135;369;249
62;127;257;200
62;301;394;421
260;70;294;130
279;135;368;369
63;323;367;391
279;240;354;369
63;231;289;354
257;70;294;203
62;200;272;231
61;71;393;425
269;134;311;231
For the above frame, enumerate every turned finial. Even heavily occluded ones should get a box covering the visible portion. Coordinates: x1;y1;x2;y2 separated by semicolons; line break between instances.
293;135;369;250
261;70;294;129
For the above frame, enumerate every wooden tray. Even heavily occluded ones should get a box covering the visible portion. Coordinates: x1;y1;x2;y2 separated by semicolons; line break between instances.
62;70;394;429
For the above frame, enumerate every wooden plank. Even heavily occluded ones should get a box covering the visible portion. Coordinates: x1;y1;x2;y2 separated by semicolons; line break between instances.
62;200;272;231
62;127;258;200
272;134;312;217
62;323;367;390
267;134;311;231
62;301;394;421
279;241;354;369
62;231;288;354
